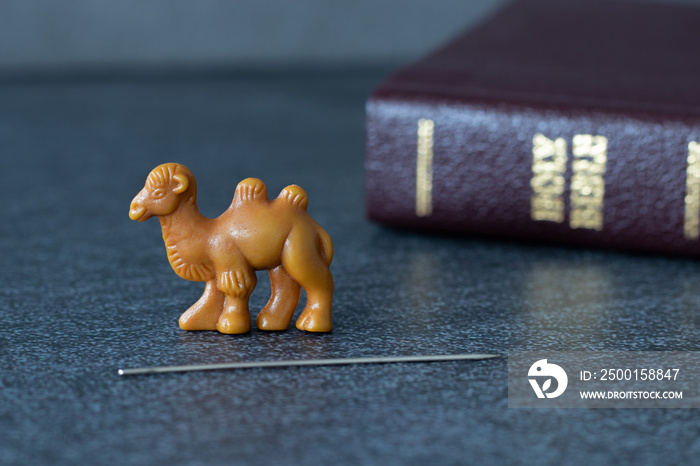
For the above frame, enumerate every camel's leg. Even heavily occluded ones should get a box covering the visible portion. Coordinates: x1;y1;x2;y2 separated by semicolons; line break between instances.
179;280;225;331
281;228;333;333
216;269;257;334
256;265;301;331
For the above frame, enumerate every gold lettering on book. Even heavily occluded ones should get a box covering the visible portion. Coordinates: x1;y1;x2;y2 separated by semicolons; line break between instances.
684;141;700;240
570;134;607;230
416;119;434;217
531;133;567;222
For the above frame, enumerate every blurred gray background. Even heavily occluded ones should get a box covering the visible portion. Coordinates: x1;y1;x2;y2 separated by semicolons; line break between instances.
1;0;699;76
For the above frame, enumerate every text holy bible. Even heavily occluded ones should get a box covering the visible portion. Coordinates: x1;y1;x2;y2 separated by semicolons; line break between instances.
365;0;700;256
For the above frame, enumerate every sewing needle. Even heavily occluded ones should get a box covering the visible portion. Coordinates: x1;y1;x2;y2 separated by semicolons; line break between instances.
118;353;498;376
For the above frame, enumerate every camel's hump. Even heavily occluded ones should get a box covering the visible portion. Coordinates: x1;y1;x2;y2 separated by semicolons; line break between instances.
279;185;308;211
234;178;268;202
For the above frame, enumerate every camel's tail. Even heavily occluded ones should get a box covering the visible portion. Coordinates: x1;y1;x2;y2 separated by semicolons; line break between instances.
279;185;308;211
316;225;333;265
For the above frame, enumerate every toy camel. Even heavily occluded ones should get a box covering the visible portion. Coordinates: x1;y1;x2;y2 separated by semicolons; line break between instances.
129;163;333;334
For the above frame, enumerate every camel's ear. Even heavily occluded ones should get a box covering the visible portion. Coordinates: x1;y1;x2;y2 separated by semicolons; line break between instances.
172;173;189;194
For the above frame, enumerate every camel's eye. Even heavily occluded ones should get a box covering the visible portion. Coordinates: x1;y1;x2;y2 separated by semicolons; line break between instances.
152;188;165;199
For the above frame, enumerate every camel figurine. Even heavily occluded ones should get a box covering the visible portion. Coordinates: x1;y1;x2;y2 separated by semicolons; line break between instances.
129;163;333;334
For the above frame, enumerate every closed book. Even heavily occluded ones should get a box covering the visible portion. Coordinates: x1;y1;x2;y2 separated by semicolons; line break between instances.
365;0;700;256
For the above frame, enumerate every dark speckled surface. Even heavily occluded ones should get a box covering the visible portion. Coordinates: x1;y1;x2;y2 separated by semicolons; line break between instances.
2;70;700;465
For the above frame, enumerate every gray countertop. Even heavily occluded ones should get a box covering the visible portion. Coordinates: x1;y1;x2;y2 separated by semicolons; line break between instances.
1;70;699;465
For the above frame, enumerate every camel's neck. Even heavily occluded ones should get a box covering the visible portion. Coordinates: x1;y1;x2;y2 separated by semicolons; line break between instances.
158;197;215;282
159;196;206;242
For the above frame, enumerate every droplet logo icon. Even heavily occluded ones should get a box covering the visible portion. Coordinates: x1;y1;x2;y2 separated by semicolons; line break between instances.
528;359;568;399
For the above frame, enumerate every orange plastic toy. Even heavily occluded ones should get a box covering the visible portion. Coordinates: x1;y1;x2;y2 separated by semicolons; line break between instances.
129;163;333;334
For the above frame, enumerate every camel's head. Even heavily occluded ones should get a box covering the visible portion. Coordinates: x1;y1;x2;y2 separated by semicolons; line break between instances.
129;163;196;221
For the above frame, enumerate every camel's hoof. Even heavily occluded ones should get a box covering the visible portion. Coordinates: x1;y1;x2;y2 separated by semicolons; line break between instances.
179;307;220;331
295;310;332;333
257;316;291;331
179;318;218;331
256;307;293;331
217;315;251;334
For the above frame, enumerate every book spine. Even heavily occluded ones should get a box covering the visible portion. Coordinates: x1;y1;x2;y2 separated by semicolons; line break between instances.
365;95;700;256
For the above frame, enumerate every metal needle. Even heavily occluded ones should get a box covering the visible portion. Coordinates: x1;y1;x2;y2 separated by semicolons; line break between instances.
117;353;498;376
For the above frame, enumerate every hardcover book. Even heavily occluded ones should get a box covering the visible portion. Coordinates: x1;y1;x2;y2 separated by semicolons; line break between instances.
365;0;700;256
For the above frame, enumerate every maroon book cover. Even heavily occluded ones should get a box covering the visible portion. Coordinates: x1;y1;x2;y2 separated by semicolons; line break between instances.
365;0;700;256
